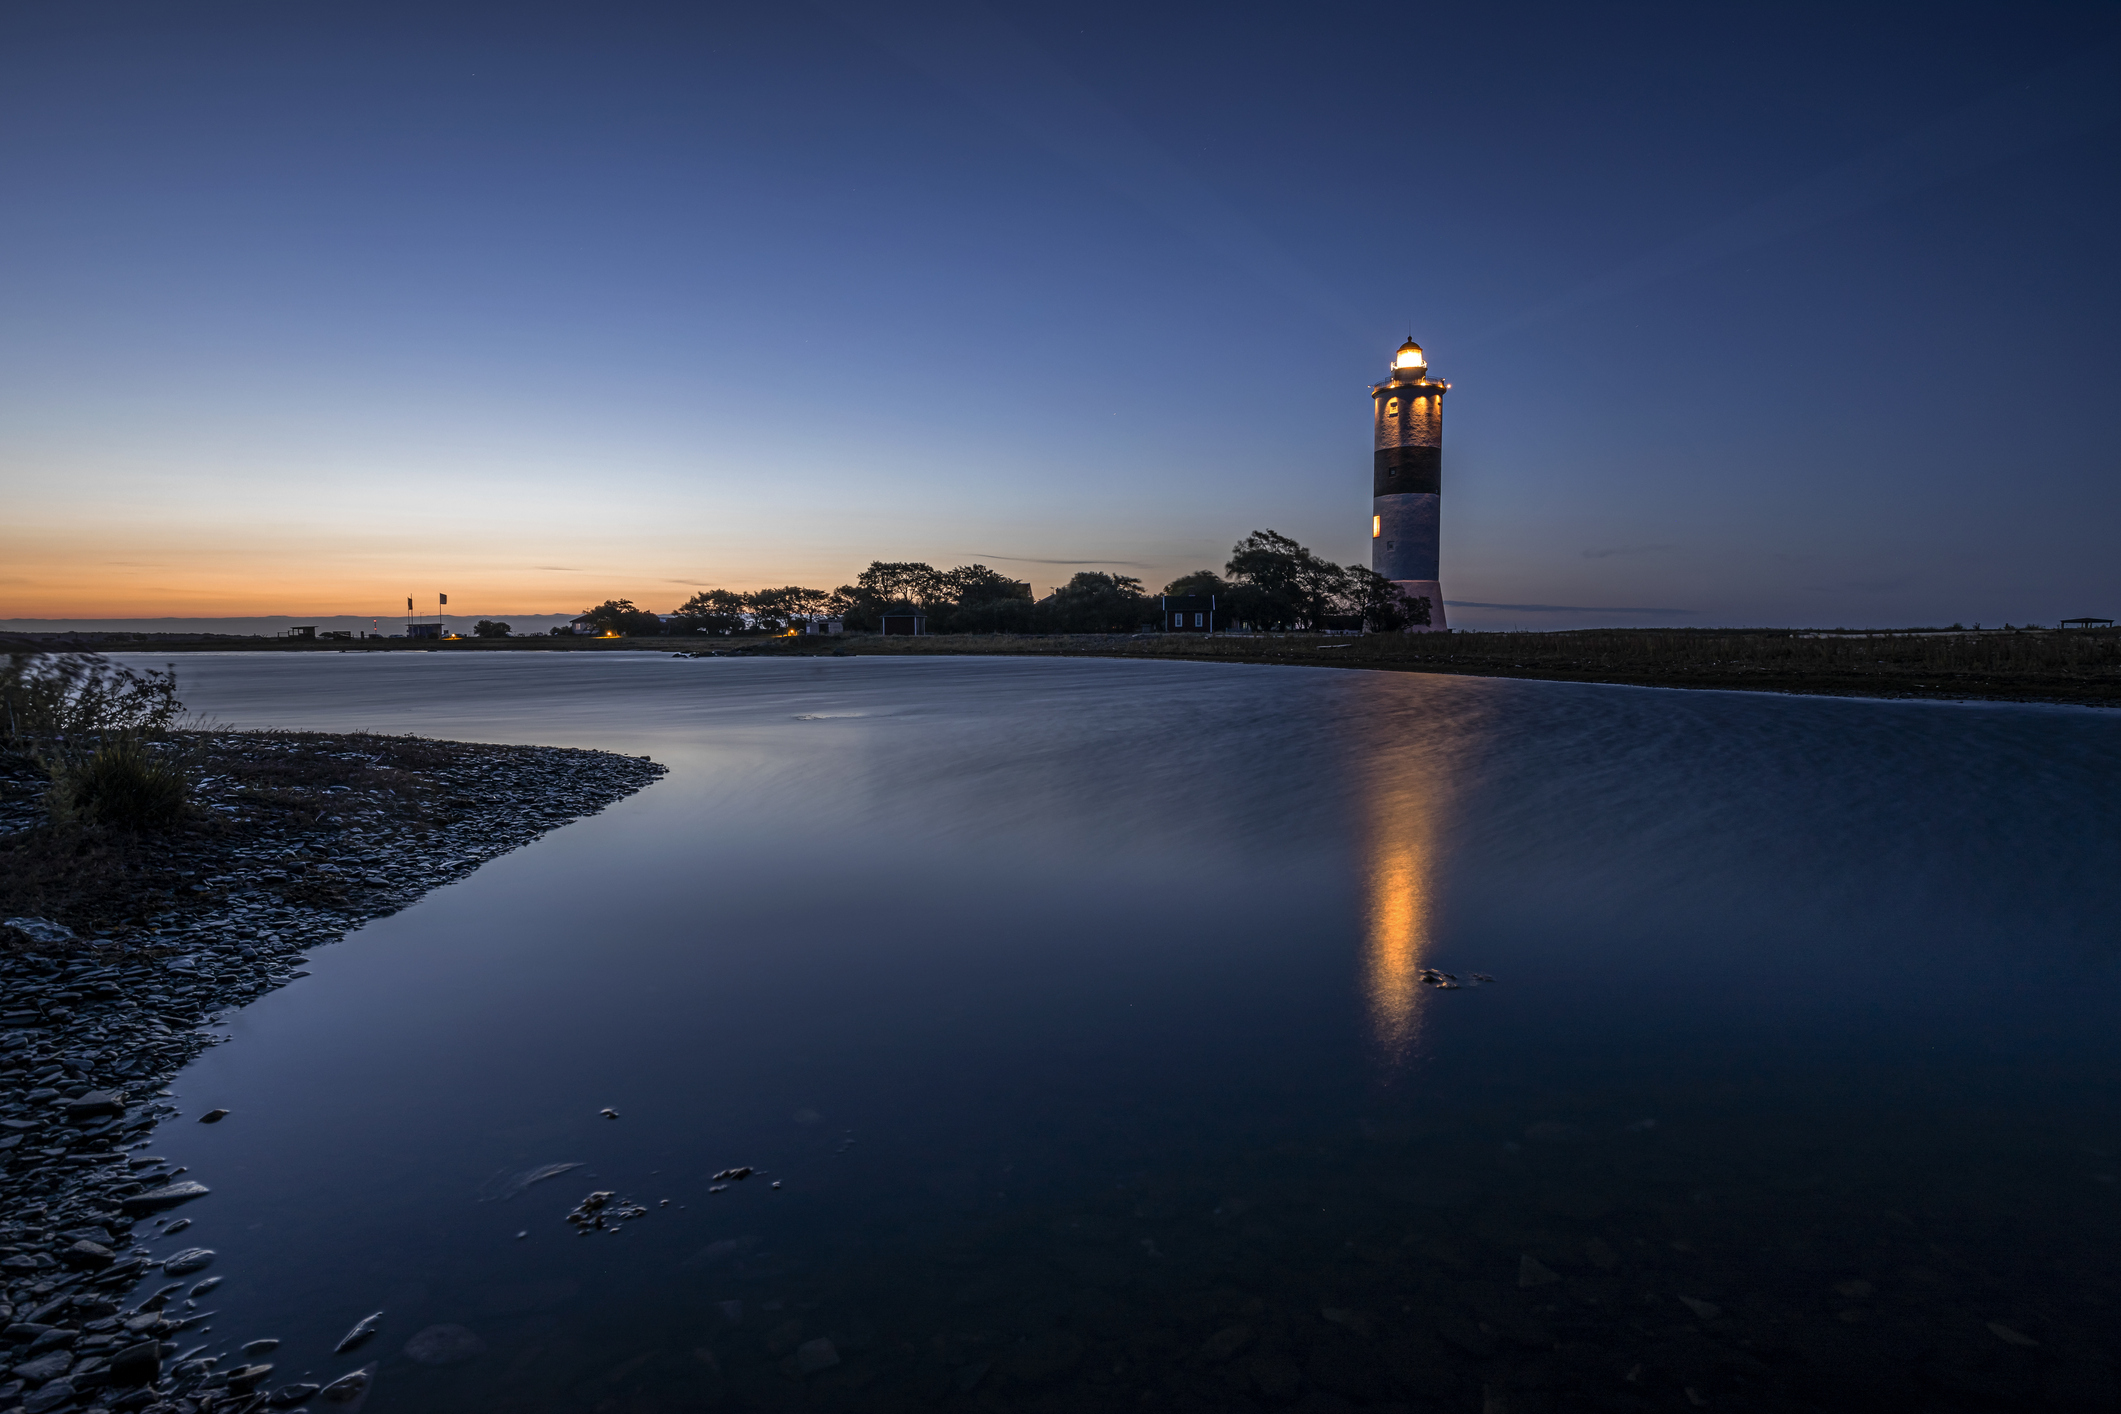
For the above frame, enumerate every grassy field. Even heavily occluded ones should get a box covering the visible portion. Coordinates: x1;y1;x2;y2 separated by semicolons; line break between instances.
763;626;2121;704
40;626;2121;705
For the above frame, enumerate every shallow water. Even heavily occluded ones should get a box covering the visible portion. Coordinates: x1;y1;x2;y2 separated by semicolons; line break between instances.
113;653;2121;1410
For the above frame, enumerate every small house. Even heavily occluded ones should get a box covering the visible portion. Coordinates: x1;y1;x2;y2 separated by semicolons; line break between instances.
1160;594;1218;632
406;622;445;640
287;625;317;640
803;617;845;635
879;607;927;636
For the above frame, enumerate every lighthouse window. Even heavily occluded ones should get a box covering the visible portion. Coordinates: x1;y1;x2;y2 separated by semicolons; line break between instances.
1386;399;1399;415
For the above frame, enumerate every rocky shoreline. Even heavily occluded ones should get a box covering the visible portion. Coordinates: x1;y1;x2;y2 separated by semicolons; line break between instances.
0;733;665;1414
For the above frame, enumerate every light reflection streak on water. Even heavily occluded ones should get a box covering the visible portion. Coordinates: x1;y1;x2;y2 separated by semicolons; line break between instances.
1360;738;1449;1065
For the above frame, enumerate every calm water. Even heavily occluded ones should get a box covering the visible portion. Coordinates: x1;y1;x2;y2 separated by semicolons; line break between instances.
116;654;2121;1411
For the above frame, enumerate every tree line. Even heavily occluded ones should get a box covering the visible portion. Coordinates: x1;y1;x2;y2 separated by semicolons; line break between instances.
561;530;1430;637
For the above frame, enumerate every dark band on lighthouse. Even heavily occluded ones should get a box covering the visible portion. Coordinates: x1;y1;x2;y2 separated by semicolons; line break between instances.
1370;337;1449;631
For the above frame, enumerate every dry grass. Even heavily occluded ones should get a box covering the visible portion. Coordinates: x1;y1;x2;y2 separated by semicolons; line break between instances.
752;627;2121;704
0;728;516;938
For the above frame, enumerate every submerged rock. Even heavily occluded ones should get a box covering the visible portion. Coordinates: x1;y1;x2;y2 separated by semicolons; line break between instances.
403;1324;486;1366
1518;1254;1561;1288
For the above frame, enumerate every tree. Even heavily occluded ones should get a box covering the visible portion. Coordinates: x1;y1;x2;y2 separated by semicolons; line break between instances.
746;586;831;633
1343;566;1431;632
942;564;1032;607
672;589;748;635
1042;572;1153;633
472;620;511;638
578;599;665;636
1224;530;1347;629
1163;570;1228;598
854;562;946;607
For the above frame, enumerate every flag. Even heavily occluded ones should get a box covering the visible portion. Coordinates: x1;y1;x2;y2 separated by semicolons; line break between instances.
439;593;448;606
407;597;414;612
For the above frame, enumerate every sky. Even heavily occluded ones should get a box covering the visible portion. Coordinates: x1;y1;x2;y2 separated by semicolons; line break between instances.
2;0;2118;631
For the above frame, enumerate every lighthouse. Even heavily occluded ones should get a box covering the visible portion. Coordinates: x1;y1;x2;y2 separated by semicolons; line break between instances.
1371;337;1449;631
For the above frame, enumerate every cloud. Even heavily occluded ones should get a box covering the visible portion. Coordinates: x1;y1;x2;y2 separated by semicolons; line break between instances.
1580;544;1677;559
1802;577;1912;594
1446;600;1695;615
967;553;1154;567
535;566;584;572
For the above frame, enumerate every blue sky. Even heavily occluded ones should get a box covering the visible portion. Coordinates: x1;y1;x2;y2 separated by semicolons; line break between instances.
3;0;2117;629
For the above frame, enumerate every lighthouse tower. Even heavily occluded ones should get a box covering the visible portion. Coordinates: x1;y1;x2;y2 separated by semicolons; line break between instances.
1371;337;1449;631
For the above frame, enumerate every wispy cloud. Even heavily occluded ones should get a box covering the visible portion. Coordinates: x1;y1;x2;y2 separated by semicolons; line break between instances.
535;565;583;572
1580;544;1677;560
967;553;1154;567
1446;600;1695;615
1803;577;1912;594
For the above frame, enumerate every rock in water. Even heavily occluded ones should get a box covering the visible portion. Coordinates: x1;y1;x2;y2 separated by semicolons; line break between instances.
477;1162;584;1202
1677;1295;1722;1320
333;1311;384;1354
199;1109;230;1123
794;1338;839;1375
269;1382;321;1406
227;1363;273;1393
121;1180;211;1215
1519;1254;1561;1288
402;1324;486;1366
315;1364;376;1410
163;1248;215;1276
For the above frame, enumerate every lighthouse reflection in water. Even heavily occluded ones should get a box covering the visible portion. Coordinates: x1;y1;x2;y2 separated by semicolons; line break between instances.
1359;721;1459;1065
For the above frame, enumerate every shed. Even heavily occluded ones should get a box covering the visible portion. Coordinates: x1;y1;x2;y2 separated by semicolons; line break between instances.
287;625;317;640
2060;617;2114;629
879;607;927;636
803;617;845;635
1160;594;1218;632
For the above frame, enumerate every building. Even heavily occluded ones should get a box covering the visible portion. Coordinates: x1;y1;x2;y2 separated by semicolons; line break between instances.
286;625;317;640
803;617;845;635
405;622;445;640
1160;594;1218;632
879;607;927;636
1371;336;1450;631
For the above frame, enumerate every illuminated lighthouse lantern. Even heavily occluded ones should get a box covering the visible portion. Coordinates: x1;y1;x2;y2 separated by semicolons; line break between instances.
1371;337;1449;631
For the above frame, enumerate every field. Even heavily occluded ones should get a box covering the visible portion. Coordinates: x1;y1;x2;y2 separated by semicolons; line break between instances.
21;626;2120;705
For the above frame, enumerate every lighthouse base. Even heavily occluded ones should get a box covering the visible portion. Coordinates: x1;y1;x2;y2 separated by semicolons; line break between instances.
1391;580;1448;632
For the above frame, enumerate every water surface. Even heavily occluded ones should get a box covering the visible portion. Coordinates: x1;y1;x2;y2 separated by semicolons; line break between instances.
123;653;2121;1411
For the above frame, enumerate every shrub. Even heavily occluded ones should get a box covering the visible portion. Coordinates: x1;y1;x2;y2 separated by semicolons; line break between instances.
47;737;190;829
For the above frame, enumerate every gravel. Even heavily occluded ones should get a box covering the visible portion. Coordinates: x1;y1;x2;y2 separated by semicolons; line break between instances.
0;732;664;1413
